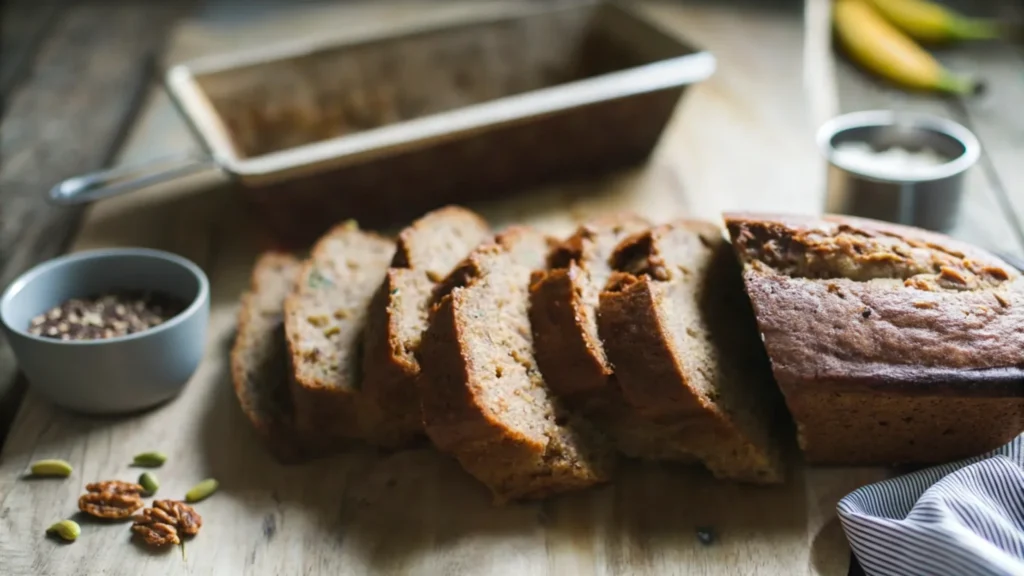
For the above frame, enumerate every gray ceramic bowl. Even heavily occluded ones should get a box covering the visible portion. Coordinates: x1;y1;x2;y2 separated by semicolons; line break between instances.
0;248;209;414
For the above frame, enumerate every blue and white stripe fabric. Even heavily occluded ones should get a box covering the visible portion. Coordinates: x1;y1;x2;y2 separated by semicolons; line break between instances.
838;434;1024;576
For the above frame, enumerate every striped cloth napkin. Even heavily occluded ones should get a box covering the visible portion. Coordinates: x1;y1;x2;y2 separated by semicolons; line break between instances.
838;434;1024;576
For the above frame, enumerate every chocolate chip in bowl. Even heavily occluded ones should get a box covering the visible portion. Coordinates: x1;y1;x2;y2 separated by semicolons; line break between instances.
0;248;210;414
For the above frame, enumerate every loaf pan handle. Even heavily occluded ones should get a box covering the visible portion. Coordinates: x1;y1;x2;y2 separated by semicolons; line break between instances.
48;154;218;205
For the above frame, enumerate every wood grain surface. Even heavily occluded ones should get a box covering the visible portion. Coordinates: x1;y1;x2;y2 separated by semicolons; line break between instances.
0;1;1020;574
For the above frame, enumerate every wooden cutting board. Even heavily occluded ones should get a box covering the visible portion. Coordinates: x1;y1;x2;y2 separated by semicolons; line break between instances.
4;2;1016;574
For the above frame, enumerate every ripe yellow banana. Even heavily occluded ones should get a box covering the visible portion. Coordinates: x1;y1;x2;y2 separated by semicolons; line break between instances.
866;0;1000;43
833;0;979;94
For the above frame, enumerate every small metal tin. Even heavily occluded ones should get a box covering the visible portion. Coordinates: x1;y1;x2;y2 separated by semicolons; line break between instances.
818;110;981;233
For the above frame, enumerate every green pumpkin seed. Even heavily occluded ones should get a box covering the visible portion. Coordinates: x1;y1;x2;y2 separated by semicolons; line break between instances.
138;472;159;495
132;451;167;467
184;478;218;503
46;519;81;542
29;459;73;478
307;268;333;289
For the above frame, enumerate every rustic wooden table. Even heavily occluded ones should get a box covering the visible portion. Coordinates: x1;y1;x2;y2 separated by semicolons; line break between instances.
1;1;1022;574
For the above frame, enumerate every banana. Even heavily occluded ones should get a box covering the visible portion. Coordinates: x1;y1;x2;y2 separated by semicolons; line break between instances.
833;0;979;94
866;0;1000;43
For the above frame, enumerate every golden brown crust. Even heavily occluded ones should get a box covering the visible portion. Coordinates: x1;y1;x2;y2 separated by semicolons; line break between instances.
601;276;704;414
725;212;1011;269
230;252;310;463
529;264;612;398
724;212;1024;385
389;206;491;278
784;389;1023;465
724;212;1024;464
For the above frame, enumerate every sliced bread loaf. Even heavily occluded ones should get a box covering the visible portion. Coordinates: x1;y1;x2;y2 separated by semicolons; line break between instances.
361;206;491;447
284;221;395;445
231;253;308;463
418;227;615;503
529;214;699;461
724;213;1024;465
599;220;785;483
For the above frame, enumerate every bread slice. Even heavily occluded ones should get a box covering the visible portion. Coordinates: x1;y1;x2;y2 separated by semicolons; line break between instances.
284;221;395;445
599;220;785;483
418;227;615;503
361;206;491;447
231;253;309;463
724;212;1024;465
529;214;697;461
529;214;650;399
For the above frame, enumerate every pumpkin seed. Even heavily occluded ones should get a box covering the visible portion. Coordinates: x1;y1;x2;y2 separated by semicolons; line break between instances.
46;519;81;542
29;459;73;478
184;478;218;503
132;452;167;467
138;472;160;495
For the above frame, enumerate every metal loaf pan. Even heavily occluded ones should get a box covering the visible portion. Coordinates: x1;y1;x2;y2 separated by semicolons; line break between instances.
55;1;716;247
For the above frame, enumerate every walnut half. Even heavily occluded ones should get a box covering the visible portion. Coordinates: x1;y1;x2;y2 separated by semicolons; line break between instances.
153;500;203;537
131;522;180;546
85;480;143;495
131;500;203;547
78;491;143;520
